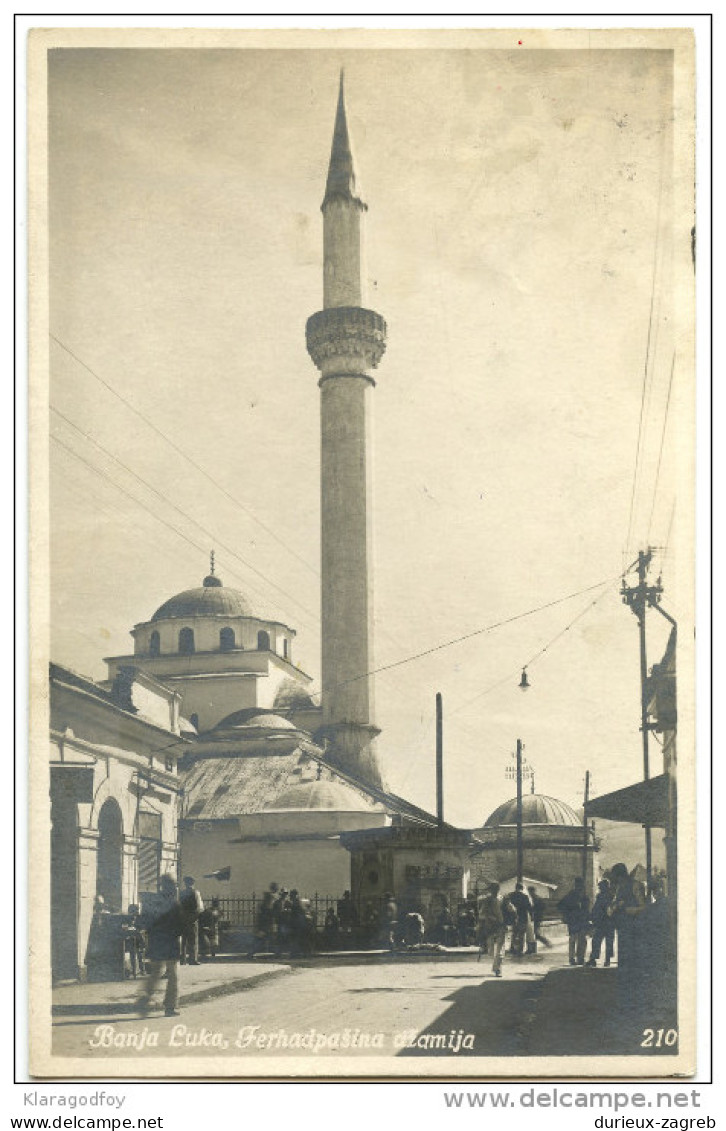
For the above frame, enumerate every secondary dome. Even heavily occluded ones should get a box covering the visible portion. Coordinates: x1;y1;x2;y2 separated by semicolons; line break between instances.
484;794;581;828
151;571;253;621
267;779;374;812
214;710;297;732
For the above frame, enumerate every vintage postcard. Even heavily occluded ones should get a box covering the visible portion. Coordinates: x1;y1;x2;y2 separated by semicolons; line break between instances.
28;25;697;1078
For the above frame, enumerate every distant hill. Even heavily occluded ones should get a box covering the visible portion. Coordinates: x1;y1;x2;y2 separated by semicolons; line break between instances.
594;819;666;872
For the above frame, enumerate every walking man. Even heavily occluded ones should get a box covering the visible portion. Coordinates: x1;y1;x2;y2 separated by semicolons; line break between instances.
138;874;186;1017
478;882;508;977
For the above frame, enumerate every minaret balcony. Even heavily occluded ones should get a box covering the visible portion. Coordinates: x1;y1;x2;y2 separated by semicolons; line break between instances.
306;306;387;378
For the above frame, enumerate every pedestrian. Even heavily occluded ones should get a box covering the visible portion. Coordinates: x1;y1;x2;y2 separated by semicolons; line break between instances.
382;892;398;951
337;890;358;942
179;876;204;965
434;901;455;946
362;901;379;948
528;886;552;950
587;879;615;967
122;903;146;977
323;906;340;949
199;897;221;960
274;888;292;954
507;883;536;955
477;882;508;976
557;876;590;965
138;874;186;1017
248;889;276;957
608;863;647;969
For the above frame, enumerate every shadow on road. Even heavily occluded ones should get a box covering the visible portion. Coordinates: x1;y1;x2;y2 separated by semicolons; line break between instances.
397;976;541;1057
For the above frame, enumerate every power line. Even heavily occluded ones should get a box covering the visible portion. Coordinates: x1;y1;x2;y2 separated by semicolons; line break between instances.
646;350;676;545
306;570;632;702
50;405;319;627
51;435;317;633
624;133;666;557
50;333;319;578
448;578;618;719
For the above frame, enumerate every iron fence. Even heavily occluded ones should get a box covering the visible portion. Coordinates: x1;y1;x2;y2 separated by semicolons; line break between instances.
208;893;339;931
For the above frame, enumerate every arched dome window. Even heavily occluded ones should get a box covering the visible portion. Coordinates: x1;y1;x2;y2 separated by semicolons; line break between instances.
257;630;270;652
179;627;195;655
219;627;235;651
149;630;160;657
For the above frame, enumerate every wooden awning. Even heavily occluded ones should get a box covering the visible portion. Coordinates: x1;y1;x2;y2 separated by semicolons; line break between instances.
585;773;670;827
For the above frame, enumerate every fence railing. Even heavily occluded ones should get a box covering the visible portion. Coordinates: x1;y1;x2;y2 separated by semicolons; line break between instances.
208;894;339;930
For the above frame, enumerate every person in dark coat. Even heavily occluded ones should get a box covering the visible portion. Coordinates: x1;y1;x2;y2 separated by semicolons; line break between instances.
179;876;204;965
507;883;535;955
557;876;590;965
528;887;553;950
608;863;647;969
337;891;358;942
199;897;221;960
248;889;276;957
586;878;615;967
138;874;186;1017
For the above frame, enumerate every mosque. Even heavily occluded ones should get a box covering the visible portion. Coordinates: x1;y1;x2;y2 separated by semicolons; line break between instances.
48;74;593;979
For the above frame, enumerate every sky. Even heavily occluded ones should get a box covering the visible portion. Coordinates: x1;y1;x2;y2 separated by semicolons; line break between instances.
46;35;691;830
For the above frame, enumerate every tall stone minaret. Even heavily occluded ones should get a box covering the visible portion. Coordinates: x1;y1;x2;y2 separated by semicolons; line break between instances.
306;72;387;790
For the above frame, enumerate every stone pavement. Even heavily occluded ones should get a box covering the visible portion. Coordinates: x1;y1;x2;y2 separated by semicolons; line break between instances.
52;960;293;1018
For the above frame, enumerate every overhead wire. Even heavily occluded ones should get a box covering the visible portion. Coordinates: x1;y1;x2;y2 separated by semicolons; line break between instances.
624;126;667;559
51;434;316;632
306;567;635;703
447;577;619;722
50;404;319;627
50;333;319;578
646;350;676;546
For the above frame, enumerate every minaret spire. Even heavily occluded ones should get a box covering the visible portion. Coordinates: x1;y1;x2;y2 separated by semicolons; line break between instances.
305;75;388;790
323;69;365;210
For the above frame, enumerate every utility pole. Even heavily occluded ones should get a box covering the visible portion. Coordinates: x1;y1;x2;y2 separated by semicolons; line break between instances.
436;692;444;827
582;771;590;892
516;738;524;885
621;548;662;897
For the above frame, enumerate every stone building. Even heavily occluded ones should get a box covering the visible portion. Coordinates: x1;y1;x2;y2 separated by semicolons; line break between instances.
49;663;186;980
471;792;598;904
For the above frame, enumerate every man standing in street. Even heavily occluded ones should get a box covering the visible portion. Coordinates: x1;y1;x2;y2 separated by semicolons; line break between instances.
180;876;204;966
558;876;590;965
138;874;186;1017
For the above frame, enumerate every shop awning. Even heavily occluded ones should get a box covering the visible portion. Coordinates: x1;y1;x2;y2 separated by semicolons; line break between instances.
585;773;669;827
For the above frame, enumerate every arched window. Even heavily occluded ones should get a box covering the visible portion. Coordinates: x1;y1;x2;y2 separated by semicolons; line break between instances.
219;627;235;651
149;630;160;657
179;627;195;654
257;630;270;651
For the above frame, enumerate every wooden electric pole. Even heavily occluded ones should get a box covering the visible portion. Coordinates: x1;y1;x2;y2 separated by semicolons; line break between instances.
516;738;524;885
621;548;663;897
582;771;590;891
436;692;444;827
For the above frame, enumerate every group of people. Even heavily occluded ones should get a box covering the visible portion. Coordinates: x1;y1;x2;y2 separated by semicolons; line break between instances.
477;864;654;978
248;883;318;957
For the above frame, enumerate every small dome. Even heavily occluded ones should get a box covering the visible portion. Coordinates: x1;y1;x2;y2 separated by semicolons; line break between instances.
267;779;373;812
273;678;316;711
151;576;253;621
484;794;581;828
214;710;297;732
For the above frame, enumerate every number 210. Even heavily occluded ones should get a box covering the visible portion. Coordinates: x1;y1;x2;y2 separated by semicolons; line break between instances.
641;1028;677;1047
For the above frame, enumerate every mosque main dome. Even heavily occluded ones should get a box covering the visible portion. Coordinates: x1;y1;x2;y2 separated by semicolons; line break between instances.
151;571;253;621
483;793;581;828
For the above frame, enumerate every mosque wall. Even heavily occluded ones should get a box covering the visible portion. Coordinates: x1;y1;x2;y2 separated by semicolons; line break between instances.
180;819;359;902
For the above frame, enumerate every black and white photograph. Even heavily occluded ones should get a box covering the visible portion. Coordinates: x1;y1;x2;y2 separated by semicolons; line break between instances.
27;24;697;1079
